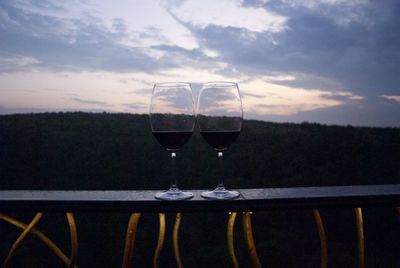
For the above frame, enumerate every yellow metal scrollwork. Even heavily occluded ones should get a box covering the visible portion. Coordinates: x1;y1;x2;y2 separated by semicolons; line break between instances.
313;210;328;268
355;208;365;268
1;213;78;268
66;213;78;268
173;213;184;268
3;212;43;268
227;212;239;268
243;212;262;268
122;213;141;268
0;213;70;266
153;213;166;268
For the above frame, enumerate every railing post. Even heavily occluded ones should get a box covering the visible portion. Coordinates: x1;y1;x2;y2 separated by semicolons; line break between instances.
355;208;365;268
153;213;166;268
66;213;78;268
243;212;262;268
227;212;239;268
313;210;328;268
122;213;141;268
173;213;184;268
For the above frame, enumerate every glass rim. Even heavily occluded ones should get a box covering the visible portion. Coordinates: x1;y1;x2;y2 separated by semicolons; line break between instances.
154;82;191;88
202;81;238;87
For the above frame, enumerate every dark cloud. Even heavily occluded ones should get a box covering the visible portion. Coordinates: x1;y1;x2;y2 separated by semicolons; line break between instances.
247;97;400;127
150;44;223;70
0;2;224;74
241;92;265;98
12;0;65;12
192;1;400;97
0;106;111;114
70;97;112;106
0;2;168;73
322;94;361;102
381;96;400;105
0;106;55;114
124;103;148;109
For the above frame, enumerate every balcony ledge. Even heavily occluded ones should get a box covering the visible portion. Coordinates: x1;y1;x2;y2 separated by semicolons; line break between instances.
0;184;399;212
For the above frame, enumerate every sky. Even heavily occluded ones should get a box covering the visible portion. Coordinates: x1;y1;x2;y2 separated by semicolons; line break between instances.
0;0;399;127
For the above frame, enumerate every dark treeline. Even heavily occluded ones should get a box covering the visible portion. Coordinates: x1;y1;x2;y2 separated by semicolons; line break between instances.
0;112;399;267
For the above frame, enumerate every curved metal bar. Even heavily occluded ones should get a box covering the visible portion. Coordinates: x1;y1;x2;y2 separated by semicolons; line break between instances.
313;210;328;268
173;213;184;268
242;212;262;268
227;212;239;268
66;213;78;268
355;208;365;268
0;213;70;266
3;212;43;267
153;213;166;268
122;213;141;268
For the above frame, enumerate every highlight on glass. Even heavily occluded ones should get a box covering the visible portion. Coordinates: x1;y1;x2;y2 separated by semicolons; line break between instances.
197;82;243;200
149;82;195;200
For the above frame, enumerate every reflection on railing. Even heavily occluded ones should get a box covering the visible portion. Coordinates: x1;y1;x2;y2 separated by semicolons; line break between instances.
0;185;399;267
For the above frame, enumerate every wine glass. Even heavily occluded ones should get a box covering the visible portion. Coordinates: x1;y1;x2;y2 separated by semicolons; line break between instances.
150;82;195;200
197;82;243;199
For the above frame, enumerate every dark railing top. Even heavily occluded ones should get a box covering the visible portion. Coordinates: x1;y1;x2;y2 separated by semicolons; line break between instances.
0;184;399;212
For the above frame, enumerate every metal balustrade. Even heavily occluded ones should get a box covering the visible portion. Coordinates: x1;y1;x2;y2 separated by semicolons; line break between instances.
1;184;399;267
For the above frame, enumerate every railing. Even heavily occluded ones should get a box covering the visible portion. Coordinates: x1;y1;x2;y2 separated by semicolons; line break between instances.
1;184;399;267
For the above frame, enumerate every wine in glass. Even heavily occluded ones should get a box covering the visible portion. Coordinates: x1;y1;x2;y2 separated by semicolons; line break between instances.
197;82;243;199
150;82;195;200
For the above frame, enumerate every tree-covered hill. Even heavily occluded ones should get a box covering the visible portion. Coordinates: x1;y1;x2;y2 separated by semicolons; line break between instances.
0;113;399;267
1;112;399;190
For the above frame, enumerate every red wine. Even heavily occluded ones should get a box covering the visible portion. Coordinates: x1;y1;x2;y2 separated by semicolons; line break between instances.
200;131;240;151
152;131;193;151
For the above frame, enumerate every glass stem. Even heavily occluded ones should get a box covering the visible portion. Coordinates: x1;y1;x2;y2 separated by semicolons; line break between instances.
170;152;177;191
216;151;224;190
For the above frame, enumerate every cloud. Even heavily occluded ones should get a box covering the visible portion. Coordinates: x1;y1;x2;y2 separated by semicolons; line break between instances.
249;98;400;128
0;55;40;71
0;19;156;73
129;88;153;95
124;103;148;109
202;48;219;58
0;106;55;114
381;95;400;104
240;78;364;116
241;92;265;98
0;1;230;75
0;106;111;114
281;0;371;26
192;0;400;99
167;0;288;33
0;0;399;126
0;1;191;73
70;97;112;107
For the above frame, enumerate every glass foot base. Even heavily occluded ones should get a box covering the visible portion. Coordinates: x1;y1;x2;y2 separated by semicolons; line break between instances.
201;187;240;200
155;189;194;200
